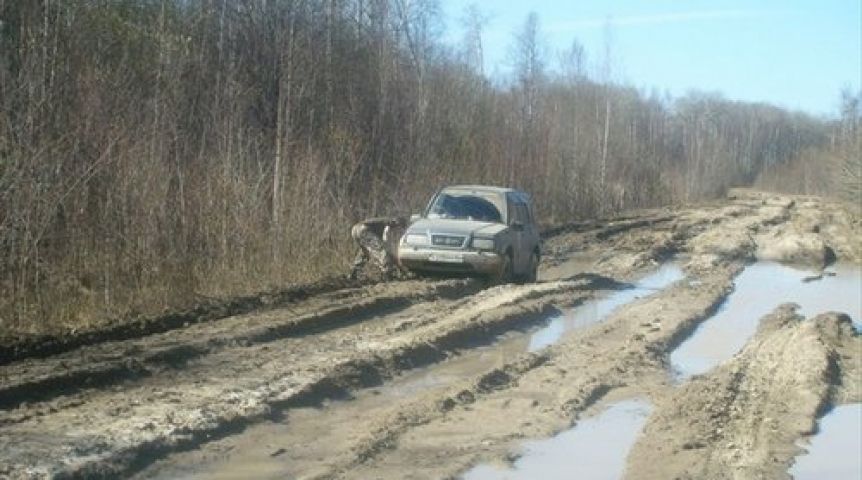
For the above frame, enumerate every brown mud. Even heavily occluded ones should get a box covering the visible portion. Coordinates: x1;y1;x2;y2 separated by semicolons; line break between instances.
1;190;859;480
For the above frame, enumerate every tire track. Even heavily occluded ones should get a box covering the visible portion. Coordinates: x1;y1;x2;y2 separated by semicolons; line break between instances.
0;279;481;411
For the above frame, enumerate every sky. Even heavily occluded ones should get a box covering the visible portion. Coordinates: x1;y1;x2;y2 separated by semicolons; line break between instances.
438;0;861;117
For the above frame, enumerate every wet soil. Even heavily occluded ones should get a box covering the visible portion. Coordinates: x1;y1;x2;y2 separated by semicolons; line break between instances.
1;190;860;480
138;265;683;480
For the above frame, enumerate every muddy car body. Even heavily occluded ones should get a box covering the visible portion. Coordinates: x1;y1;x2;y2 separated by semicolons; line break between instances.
397;185;541;283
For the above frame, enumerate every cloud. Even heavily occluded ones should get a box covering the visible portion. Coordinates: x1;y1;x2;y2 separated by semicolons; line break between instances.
547;9;776;32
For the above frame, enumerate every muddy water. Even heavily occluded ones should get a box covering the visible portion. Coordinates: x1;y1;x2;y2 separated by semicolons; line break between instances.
529;263;684;351
461;399;652;480
789;403;862;479
539;252;600;282
671;262;862;378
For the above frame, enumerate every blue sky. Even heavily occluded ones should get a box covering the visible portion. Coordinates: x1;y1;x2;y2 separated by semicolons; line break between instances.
438;0;861;117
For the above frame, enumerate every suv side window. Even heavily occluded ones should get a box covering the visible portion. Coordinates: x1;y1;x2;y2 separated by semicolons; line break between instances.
512;203;529;225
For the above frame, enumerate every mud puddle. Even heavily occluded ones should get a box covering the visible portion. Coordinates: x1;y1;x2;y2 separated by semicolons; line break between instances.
539;252;600;282
461;399;652;480
671;262;861;378
789;403;862;480
379;333;533;400
529;263;684;351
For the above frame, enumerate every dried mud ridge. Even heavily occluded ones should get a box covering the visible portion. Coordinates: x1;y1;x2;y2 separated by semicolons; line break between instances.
1;190;860;479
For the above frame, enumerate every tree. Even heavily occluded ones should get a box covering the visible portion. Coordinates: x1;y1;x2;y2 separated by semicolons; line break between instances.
560;38;586;84
459;3;488;75
510;11;546;186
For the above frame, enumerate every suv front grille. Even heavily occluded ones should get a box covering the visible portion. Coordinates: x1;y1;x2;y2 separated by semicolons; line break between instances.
431;234;466;248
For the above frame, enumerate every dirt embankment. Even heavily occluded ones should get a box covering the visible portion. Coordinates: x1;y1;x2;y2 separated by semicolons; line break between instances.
1;190;860;480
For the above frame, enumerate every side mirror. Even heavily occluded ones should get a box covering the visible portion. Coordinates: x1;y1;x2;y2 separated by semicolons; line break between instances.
410;213;421;223
511;221;525;231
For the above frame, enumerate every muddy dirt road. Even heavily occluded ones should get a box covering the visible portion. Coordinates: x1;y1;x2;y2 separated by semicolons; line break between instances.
1;190;860;479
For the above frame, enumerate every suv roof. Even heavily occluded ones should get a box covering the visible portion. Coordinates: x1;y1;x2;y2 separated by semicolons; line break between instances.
443;185;518;195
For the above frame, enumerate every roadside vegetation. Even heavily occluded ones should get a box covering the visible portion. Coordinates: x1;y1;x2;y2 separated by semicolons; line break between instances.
0;1;859;337
755;90;861;204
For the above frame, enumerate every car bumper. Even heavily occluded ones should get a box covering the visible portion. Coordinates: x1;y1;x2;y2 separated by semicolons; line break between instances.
397;247;503;275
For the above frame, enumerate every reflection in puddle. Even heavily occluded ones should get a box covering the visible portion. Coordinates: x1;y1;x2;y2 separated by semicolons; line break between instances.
789;403;862;480
529;264;684;351
671;262;861;379
462;399;652;480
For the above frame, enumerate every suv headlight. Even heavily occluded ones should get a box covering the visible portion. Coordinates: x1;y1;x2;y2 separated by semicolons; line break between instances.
403;233;429;246
471;237;495;250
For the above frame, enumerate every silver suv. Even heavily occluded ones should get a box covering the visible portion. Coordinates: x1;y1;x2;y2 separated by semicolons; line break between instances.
397;185;541;283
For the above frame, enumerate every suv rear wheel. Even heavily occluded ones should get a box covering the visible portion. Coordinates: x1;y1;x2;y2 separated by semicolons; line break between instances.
524;251;539;283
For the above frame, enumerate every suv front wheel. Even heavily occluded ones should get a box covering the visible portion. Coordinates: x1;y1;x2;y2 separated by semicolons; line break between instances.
523;251;539;283
491;251;514;285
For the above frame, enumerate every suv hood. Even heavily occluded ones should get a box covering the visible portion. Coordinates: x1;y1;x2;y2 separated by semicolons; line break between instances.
407;218;507;238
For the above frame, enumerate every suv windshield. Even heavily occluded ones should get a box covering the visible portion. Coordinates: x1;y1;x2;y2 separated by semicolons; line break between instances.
427;193;503;223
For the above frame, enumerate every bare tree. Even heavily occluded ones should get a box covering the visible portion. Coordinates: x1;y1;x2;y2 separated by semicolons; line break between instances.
460;3;488;75
510;11;546;186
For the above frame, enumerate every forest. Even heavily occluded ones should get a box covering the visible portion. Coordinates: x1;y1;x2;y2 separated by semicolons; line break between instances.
0;0;859;335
